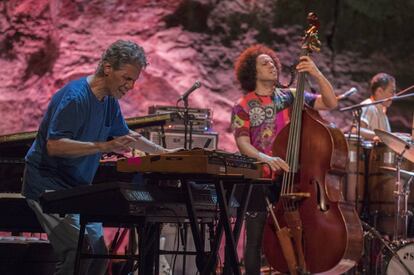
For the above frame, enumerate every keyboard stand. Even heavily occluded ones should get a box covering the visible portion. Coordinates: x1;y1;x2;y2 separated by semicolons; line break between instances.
68;174;271;275
141;173;271;275
203;177;271;275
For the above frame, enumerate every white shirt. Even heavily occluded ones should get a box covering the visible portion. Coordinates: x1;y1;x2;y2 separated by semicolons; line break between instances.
360;98;391;132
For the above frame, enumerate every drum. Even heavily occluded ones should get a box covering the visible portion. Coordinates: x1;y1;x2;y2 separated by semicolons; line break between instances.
345;133;372;213
380;241;414;274
368;138;414;236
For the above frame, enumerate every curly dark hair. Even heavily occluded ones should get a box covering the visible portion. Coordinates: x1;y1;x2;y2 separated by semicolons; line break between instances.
234;44;282;93
370;72;395;95
96;40;147;76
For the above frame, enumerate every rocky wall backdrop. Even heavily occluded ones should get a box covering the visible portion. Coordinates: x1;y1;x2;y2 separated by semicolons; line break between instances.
1;0;413;152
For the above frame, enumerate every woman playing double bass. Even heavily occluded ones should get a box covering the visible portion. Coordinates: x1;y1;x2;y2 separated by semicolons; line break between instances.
231;44;337;275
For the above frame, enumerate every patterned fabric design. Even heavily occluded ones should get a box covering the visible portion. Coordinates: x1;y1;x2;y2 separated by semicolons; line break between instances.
231;88;317;156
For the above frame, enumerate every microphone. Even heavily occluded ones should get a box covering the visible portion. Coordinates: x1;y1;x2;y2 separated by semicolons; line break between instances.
337;87;358;100
178;81;201;101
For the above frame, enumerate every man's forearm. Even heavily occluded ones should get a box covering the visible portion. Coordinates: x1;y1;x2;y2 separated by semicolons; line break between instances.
236;137;262;159
314;73;337;109
129;130;165;154
47;138;103;158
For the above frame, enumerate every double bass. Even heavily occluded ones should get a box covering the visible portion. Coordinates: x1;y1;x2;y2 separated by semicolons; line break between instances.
262;13;363;274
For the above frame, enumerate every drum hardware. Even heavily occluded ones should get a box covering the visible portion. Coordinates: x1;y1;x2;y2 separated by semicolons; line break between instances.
339;94;414;274
378;240;414;275
380;166;414;181
375;129;414;241
361;221;394;261
374;129;414;163
367;142;413;236
394;154;410;241
362;221;414;274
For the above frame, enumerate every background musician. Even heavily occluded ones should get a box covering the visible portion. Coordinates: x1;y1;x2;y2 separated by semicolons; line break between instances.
231;44;337;275
357;73;396;141
21;40;172;275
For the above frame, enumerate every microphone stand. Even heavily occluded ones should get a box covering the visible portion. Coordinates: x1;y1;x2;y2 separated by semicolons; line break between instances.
396;84;414;97
339;92;414;112
354;109;371;221
182;96;193;150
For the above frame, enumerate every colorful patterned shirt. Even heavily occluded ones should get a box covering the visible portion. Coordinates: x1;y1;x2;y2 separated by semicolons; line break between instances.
231;88;317;155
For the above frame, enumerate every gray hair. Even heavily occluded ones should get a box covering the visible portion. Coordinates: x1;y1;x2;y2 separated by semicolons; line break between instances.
96;40;147;76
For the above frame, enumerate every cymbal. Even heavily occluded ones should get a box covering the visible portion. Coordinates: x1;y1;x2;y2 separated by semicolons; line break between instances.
374;129;414;163
380;166;414;180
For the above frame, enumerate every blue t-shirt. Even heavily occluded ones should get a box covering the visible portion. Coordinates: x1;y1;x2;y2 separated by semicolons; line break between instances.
22;77;129;200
